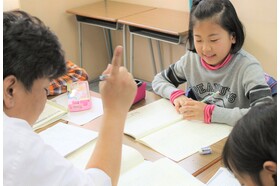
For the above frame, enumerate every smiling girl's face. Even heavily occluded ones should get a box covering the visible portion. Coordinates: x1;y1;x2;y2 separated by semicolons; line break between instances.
193;19;236;66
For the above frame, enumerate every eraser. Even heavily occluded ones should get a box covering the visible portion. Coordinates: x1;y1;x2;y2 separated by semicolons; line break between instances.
199;146;212;155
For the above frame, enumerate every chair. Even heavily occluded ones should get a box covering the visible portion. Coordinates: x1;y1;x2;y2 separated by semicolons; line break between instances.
264;73;277;102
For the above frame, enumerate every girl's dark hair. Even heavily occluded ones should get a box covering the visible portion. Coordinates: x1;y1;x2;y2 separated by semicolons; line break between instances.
3;10;66;91
222;102;277;185
187;0;245;54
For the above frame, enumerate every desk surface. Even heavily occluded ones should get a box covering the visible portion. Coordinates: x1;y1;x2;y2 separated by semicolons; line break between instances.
81;91;225;180
66;1;155;23
196;160;223;183
41;91;224;183
118;8;189;36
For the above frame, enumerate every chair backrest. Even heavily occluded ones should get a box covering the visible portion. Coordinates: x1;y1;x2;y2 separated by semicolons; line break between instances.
264;73;277;97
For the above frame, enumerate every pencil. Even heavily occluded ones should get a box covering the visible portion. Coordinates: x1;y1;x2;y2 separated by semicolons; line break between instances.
201;91;220;103
99;74;110;81
91;74;110;83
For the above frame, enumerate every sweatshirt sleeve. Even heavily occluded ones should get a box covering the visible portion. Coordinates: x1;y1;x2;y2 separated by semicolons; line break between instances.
152;54;188;99
211;63;273;126
211;106;249;126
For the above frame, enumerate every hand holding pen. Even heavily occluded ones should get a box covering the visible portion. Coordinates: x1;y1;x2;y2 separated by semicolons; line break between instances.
91;46;137;185
99;45;137;114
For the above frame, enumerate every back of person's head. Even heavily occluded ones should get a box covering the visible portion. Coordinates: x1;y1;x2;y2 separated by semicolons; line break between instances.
3;10;66;91
187;0;244;54
222;102;277;185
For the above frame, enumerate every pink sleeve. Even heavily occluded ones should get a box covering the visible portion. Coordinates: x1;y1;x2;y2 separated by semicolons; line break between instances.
204;105;215;124
170;90;185;104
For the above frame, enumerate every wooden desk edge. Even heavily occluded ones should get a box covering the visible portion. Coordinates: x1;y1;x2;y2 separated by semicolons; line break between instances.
66;10;117;23
118;19;188;36
192;156;222;177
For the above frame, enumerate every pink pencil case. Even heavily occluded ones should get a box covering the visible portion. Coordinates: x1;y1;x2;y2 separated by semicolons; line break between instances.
133;79;146;104
67;81;92;112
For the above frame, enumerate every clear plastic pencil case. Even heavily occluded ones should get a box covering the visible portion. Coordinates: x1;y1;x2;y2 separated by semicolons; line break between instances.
67;81;92;112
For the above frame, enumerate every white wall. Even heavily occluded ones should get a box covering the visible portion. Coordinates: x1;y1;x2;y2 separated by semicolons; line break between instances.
20;0;277;81
20;0;110;81
231;0;277;78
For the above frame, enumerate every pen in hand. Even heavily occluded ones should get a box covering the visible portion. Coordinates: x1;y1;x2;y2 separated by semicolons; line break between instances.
201;91;220;103
91;74;110;83
99;74;110;81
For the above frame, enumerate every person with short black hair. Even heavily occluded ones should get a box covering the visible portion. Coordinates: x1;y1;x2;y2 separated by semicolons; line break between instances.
3;10;136;186
222;102;277;186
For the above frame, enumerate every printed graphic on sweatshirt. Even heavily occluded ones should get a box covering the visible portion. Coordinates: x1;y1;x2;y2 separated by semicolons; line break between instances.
191;83;237;107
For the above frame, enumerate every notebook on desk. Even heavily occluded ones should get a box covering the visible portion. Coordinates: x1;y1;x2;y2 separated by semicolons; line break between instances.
124;98;232;162
39;122;98;157
39;123;206;186
33;100;68;130
67;140;206;186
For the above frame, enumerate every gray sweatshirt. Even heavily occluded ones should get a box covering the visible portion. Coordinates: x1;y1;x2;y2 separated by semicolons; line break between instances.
152;49;272;126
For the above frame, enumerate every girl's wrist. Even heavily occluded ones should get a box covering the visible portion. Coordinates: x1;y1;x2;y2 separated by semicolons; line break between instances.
204;104;215;124
170;90;185;104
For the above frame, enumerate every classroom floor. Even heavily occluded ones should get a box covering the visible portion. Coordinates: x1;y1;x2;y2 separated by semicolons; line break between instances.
89;79;153;93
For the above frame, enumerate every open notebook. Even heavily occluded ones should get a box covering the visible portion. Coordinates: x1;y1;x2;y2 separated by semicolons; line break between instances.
124;98;232;162
66;140;206;186
39;122;205;185
39;122;98;157
33;100;68;131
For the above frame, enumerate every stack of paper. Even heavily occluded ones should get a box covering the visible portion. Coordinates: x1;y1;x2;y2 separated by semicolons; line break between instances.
34;93;104;130
51;93;104;125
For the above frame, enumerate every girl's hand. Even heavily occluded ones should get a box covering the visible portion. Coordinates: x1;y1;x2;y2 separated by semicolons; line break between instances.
178;100;207;121
173;95;192;113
